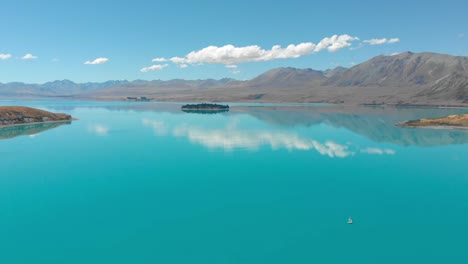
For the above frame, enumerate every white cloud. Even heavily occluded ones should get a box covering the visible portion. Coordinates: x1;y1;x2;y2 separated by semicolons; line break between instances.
84;57;109;65
363;38;400;45
180;43;315;65
164;34;358;66
152;57;167;62
179;63;188;68
22;53;38;60
170;57;187;64
361;147;396;155
140;64;169;73
0;53;12;60
364;38;387;45
225;65;238;68
88;124;109;136
314;34;359;52
232;70;241;75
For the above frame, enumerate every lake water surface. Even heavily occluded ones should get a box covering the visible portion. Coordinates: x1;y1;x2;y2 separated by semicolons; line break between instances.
1;101;468;264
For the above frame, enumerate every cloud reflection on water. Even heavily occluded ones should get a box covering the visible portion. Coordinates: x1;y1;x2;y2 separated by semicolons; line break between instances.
173;125;353;157
142;118;168;136
143;118;354;158
361;147;396;155
88;124;110;136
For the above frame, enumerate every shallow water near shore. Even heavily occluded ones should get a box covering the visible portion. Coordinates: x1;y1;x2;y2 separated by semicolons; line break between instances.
1;101;468;264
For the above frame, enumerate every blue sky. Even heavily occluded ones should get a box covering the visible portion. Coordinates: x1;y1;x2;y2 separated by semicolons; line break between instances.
0;0;467;83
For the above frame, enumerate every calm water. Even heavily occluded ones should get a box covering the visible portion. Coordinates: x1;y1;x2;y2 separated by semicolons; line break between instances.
1;101;468;264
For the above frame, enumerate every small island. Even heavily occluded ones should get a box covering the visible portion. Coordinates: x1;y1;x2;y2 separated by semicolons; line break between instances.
126;96;153;102
398;114;468;129
0;106;73;127
181;103;229;113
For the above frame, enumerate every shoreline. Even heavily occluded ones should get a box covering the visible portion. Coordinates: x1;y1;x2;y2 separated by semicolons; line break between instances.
2;96;468;110
396;123;468;130
0;118;77;129
396;114;468;130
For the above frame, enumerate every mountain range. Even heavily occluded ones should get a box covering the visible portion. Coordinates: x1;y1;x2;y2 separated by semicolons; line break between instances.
1;51;467;106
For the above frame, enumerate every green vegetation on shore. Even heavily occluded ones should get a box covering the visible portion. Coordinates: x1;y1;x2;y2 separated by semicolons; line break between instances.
181;103;229;111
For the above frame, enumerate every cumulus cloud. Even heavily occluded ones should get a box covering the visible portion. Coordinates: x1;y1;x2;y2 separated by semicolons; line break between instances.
361;147;396;155
140;64;169;73
314;34;359;52
177;43;315;65
152;57;167;62
0;53;12;60
88;124;109;136
147;34;402;71
170;57;187;64
159;34;358;67
363;38;400;45
232;70;241;75
363;38;387;45
22;53;38;60
84;57;109;65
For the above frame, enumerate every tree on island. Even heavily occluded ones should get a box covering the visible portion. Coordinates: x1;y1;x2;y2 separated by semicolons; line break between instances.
181;103;229;110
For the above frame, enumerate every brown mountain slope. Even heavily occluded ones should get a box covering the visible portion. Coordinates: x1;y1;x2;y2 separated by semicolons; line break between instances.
324;52;468;88
1;52;468;106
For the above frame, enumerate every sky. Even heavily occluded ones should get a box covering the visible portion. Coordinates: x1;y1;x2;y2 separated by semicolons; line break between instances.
0;0;467;83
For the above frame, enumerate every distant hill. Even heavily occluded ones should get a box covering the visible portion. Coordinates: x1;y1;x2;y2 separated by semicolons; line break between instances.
324;52;468;88
1;52;467;106
323;66;347;77
247;67;325;89
0;80;128;97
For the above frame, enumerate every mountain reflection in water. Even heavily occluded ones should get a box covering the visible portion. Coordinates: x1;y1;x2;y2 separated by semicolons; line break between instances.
0;122;71;140
4;101;468;147
236;105;468;147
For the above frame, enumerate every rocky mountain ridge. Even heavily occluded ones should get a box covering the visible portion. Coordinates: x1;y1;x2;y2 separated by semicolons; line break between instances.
1;51;467;106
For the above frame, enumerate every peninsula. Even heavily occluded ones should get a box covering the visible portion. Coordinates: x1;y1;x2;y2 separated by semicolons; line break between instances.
398;114;468;129
0;106;73;127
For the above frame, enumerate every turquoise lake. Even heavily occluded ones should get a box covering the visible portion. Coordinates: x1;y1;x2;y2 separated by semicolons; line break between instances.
1;101;468;264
